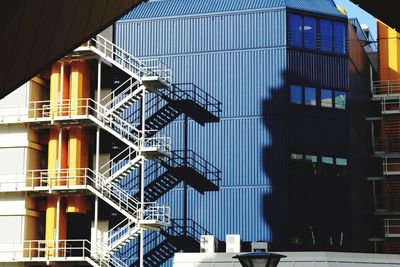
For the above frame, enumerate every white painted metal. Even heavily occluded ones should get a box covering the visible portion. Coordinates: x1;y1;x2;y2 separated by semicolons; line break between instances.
225;234;241;253
200;235;216;253
384;218;400;237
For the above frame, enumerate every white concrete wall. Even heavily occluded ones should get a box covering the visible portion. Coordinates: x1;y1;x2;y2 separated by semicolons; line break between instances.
91;220;109;256
173;252;400;267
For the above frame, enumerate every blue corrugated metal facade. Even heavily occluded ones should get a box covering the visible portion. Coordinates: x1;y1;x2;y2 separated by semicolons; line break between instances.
113;0;372;265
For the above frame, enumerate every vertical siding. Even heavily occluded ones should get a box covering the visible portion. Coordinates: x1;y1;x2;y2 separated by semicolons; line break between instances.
115;5;288;267
287;50;349;89
116;9;286;57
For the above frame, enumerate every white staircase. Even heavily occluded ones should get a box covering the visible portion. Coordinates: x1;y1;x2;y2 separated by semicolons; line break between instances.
100;147;143;184
106;218;141;253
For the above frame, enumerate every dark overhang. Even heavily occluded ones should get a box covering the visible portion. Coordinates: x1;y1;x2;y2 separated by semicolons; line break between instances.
349;0;397;30
0;0;142;99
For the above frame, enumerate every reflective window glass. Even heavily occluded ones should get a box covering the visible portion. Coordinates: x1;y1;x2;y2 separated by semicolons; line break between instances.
303;17;317;49
304;87;316;106
320;19;333;52
321;89;333;108
322;157;334;164
289;14;303;47
335;91;347;109
336;158;348;166
290;85;302;104
333;22;346;54
291;153;303;160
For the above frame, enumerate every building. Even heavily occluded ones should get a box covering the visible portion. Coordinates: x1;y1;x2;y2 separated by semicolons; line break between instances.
112;0;376;265
368;21;400;253
0;0;378;267
0;31;184;266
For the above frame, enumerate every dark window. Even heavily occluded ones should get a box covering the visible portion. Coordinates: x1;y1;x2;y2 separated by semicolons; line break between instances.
333;22;346;54
290;85;302;104
289;14;302;47
334;91;347;109
321;89;333;108
320;19;333;52
303;17;317;49
304;87;316;106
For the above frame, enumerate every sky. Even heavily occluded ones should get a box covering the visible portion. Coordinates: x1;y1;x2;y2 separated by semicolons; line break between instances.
334;0;377;39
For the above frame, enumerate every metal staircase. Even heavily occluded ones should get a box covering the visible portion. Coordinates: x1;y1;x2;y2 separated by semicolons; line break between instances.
131;219;213;267
123;150;221;202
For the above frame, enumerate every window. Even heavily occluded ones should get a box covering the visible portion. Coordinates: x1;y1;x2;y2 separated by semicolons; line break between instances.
336;158;348;166
289;14;302;47
290;85;302;104
320;19;333;52
321;89;333;108
334;91;347;109
288;14;346;54
305;155;318;163
322;157;334;165
304;87;316;106
303;17;317;49
291;153;303;160
333;22;346;54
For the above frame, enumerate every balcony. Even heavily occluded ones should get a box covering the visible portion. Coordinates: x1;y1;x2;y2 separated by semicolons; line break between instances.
373;138;400;154
375;195;400;214
372;80;400;97
384;219;400;237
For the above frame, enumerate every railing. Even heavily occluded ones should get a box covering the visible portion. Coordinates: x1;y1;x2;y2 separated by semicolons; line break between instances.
0;239;90;261
141;205;170;225
373;80;400;95
166;83;221;116
381;97;400;113
100;147;141;178
90;35;172;84
165;219;213;241
0;98;171;153
382;159;400;175
375;195;400;211
102;77;141;110
107;218;140;250
0;239;129;267
0;168;142;218
124;150;221;192
166;150;221;187
374;138;400;153
384;219;400;237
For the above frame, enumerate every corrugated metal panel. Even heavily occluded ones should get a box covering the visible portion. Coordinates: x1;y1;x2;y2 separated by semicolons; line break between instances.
120;0;345;21
121;0;286;20
116;9;286;56
287;49;349;89
159;186;272;241
161;117;277;187
286;0;346;18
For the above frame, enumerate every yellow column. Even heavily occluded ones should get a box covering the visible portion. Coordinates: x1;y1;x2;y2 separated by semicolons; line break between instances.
45;62;70;256
67;59;90;214
378;20;400;80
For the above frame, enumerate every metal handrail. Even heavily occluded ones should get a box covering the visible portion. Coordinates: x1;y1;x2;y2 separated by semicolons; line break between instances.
91;35;172;84
373;137;400;153
0;168;169;225
384;219;400;237
0;98;171;154
373;80;400;95
100;146;140;177
102;77;141;110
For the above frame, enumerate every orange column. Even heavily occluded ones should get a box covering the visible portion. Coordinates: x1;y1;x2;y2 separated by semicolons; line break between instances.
45;61;70;256
67;60;90;214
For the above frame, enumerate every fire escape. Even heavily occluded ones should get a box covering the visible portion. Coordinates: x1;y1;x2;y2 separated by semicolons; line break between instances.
0;35;179;267
369;80;400;253
109;55;222;267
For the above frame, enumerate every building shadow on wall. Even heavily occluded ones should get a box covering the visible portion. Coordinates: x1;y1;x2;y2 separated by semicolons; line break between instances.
261;70;356;251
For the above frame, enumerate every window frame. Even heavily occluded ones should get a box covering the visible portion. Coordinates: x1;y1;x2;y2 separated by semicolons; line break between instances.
287;12;348;55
